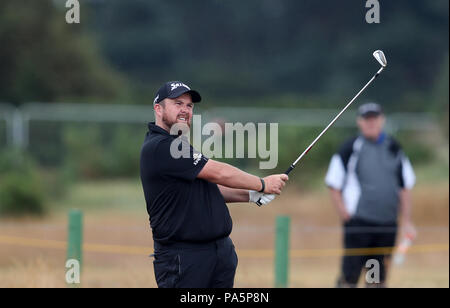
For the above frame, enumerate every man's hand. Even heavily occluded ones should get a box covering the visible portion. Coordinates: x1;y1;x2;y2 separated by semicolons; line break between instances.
401;220;417;239
329;188;351;223
249;190;276;206
339;208;351;223
262;174;289;195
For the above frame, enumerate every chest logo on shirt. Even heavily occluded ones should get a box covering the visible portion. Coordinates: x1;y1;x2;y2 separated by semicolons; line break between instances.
193;153;203;165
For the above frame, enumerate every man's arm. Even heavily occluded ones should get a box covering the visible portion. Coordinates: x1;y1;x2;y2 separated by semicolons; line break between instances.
217;185;249;203
198;159;288;195
328;188;350;222
399;188;416;237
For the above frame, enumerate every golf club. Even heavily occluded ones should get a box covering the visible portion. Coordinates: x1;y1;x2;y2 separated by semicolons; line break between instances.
284;50;387;174
257;50;387;205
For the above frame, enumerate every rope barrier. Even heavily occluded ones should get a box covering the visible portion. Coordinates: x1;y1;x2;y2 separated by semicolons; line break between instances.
0;234;447;258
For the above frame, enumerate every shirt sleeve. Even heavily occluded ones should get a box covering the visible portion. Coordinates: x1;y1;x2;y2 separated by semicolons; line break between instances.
325;154;347;190
400;154;416;189
155;136;209;181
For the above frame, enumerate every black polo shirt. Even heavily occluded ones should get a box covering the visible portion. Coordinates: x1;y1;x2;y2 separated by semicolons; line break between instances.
140;122;233;244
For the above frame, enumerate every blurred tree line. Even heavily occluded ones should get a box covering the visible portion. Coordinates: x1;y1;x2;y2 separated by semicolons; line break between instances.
85;0;449;113
0;0;447;113
0;0;128;104
0;0;448;217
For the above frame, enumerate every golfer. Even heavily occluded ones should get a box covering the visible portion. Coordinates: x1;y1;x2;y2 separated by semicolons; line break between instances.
140;81;288;288
325;102;416;287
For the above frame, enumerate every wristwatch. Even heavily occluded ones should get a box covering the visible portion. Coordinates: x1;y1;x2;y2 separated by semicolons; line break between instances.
258;178;265;193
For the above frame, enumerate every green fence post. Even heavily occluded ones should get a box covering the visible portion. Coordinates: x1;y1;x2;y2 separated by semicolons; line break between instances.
275;215;290;288
67;209;83;269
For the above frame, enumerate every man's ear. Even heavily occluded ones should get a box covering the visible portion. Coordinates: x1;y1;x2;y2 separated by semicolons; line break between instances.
154;103;163;116
356;116;364;128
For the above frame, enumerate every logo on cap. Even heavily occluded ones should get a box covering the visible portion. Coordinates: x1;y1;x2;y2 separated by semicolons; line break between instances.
153;81;202;105
170;82;190;92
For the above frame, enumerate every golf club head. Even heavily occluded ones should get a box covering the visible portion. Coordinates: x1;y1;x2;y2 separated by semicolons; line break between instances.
373;50;387;67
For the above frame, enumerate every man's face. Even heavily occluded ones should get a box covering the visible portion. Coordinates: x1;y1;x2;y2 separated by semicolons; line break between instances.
155;93;194;130
357;114;385;140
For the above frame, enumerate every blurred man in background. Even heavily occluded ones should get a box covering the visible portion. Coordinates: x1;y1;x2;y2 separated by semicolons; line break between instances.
140;81;288;288
325;102;416;287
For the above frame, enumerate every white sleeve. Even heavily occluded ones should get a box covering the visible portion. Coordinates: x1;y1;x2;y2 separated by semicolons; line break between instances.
401;155;416;189
325;154;346;190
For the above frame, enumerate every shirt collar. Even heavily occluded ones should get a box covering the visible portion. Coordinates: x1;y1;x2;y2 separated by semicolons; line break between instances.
148;122;170;136
148;122;183;138
362;131;386;144
376;132;386;144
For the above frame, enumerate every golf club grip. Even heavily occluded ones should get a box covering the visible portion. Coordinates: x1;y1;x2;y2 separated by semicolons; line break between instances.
285;165;295;175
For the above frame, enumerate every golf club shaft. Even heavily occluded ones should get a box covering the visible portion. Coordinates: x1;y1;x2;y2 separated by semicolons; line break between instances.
284;66;385;175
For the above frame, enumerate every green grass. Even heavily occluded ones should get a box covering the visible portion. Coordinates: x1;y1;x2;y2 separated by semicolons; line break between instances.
414;160;449;185
50;179;145;213
47;157;448;216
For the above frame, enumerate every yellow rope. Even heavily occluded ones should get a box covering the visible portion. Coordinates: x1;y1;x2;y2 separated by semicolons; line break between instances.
0;234;447;258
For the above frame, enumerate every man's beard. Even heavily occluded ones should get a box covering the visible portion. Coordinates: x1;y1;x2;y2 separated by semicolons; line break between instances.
162;111;190;132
